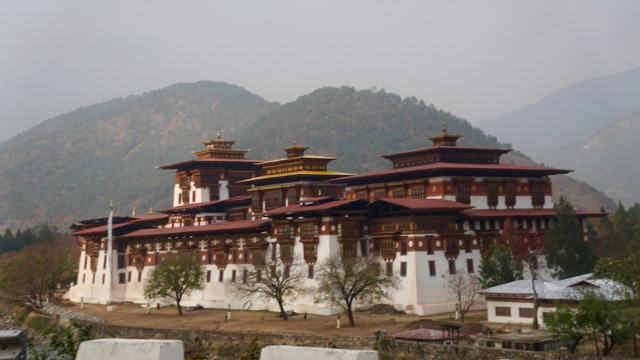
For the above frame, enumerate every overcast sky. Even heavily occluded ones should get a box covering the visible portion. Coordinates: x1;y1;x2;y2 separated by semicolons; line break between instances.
1;1;639;143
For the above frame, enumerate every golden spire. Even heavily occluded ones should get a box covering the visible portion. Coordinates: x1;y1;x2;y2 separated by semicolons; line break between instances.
442;124;447;133
110;200;113;207
294;140;297;145
149;207;153;214
217;131;221;140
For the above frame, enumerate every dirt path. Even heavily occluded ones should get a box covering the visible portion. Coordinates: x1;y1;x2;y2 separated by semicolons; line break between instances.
66;302;489;337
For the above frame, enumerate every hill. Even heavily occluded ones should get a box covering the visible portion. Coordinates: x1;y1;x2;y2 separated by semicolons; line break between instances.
536;111;640;207
237;87;513;174
476;67;640;156
0;81;280;231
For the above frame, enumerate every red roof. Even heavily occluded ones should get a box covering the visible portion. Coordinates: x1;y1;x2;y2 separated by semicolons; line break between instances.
461;209;607;218
158;196;250;213
390;329;466;341
130;214;169;222
329;163;571;183
70;222;137;236
380;145;511;159
295;196;334;203
158;157;262;169
366;198;474;210
118;219;271;239
259;199;365;216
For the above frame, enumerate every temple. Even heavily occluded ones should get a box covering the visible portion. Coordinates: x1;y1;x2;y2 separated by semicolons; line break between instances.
67;128;605;315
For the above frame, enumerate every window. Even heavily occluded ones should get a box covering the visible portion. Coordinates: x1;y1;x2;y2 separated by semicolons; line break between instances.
427;238;434;254
231;270;237;282
412;186;425;199
102;274;105;285
178;193;182;204
209;187;219;201
117;255;125;269
487;184;498;209
128;271;132;283
284;266;290;279
92;274;96;284
265;190;283;210
519;307;534;318
393;187;405;198
464;238;472;253
467;259;474;273
316;188;335;197
244;250;249;264
138;271;142;282
448;260;456;275
386;263;393;277
287;188;299;205
119;273;125;284
243;269;248;283
232;250;238;264
192;191;196;202
400;262;407;277
496;307;511;317
532;184;545;208
374;188;386;199
84;256;88;269
456;184;470;204
206;270;211;283
219;270;224;283
251;193;262;212
103;255;107;269
308;265;314;279
505;183;516;208
360;240;368;256
82;274;86;284
429;261;436;276
356;191;368;200
400;239;408;255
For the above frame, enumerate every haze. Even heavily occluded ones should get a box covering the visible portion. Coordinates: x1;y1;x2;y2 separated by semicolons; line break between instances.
1;1;639;143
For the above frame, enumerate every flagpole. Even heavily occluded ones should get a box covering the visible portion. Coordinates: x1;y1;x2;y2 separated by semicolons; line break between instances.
107;200;114;304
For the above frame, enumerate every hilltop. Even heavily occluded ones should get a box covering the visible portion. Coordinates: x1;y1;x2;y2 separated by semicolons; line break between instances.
537;111;640;206
476;67;640;156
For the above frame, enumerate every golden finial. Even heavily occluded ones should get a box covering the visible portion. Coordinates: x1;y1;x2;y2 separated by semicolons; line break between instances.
294;140;297;146
110;200;113;207
442;124;447;133
149;207;153;214
217;131;221;140
318;190;321;196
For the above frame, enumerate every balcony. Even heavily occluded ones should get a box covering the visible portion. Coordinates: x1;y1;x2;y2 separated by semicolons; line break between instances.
300;225;318;241
303;243;317;264
215;250;228;269
380;239;396;261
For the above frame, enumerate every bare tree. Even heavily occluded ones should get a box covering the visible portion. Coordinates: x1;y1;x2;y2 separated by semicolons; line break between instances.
228;253;308;320
144;251;205;316
0;238;79;308
441;269;483;323
315;254;401;327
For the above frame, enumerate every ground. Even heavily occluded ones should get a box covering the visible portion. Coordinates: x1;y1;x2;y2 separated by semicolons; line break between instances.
65;302;491;337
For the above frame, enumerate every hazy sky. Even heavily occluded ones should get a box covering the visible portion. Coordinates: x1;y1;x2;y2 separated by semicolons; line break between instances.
1;1;639;143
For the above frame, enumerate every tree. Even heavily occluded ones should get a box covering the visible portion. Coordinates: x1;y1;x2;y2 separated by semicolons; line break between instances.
229;252;308;320
546;197;595;279
0;239;79;308
315;254;401;327
597;206;614;235
144;251;205;316
544;302;588;354
478;244;523;288
580;291;628;357
441;269;483;323
499;218;547;329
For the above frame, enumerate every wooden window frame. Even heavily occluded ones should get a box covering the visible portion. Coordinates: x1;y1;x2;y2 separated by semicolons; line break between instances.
218;270;224;283
428;260;436;276
448;260;456;275
519;307;534;318
386;263;393;277
308;265;314;279
496;307;511;317
487;184;499;209
400;262;407;277
456;183;470;205
206;270;211;283
231;270;237;283
127;271;132;283
505;184;516;208
467;259;474;273
412;186;425;199
400;239;408;255
118;273;125;284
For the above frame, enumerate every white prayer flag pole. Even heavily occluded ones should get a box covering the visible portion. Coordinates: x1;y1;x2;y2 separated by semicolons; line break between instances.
107;200;114;304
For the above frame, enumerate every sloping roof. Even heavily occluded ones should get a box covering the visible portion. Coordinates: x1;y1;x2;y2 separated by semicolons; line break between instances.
157;196;250;213
238;170;354;184
390;329;466;341
259;199;366;216
479;280;565;296
365;198;474;211
329;163;571;184
380;145;511;159
295;196;334;203
553;273;594;287
535;279;630;302
117;219;271;239
157;157;262;169
70;222;137;236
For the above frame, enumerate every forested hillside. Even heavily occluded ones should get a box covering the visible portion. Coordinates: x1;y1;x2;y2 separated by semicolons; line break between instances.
0;82;280;231
238;87;513;174
476;67;640;156
537;111;640;206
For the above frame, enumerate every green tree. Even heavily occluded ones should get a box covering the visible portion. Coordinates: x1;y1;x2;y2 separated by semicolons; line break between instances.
478;244;523;288
544;303;587;354
614;201;632;235
546;197;596;279
315;254;401;327
580;291;628;357
597;206;614;235
144;251;205;316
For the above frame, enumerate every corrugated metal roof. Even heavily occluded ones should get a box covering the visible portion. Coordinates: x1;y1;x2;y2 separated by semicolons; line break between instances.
553;273;594;287
118;219;271;239
479;280;564;296
461;209;606;219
